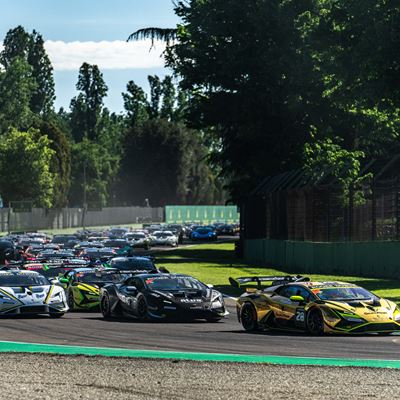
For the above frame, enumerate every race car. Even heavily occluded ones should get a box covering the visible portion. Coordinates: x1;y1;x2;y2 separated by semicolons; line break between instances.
0;270;67;317
59;267;136;310
190;227;217;241
230;275;400;334
100;273;228;321
150;231;178;247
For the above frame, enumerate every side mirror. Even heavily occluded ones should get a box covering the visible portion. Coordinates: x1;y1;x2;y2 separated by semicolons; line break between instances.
290;295;305;303
125;286;138;294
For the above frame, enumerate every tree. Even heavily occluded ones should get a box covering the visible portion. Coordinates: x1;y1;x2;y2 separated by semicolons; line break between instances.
36;121;71;208
0;57;37;132
28;30;55;115
160;0;321;199
160;76;176;120
68;138;116;207
0;26;55;115
147;75;163;119
70;63;108;141
0;128;55;207
122;81;149;125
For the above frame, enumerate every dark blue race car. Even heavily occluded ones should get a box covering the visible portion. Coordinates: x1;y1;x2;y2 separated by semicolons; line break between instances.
190;227;217;241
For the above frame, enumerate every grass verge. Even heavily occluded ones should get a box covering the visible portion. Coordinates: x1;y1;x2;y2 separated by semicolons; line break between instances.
155;242;400;303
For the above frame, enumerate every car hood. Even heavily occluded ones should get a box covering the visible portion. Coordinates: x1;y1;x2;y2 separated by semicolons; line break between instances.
0;285;63;305
322;298;397;322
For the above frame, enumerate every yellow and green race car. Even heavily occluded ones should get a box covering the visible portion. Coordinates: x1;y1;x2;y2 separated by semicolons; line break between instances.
59;268;128;311
229;275;400;334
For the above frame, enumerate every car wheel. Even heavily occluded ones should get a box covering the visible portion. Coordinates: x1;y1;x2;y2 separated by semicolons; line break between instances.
240;303;259;332
307;308;324;335
100;293;112;318
49;312;64;318
67;291;75;311
137;295;148;320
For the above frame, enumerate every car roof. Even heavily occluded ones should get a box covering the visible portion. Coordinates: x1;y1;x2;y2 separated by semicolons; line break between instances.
111;256;152;261
0;269;40;276
135;273;193;279
285;281;358;289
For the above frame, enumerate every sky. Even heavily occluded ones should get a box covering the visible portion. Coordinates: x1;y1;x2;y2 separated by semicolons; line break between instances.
0;0;180;112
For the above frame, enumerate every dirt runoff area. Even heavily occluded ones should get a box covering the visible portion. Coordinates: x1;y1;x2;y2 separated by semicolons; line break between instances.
2;353;400;399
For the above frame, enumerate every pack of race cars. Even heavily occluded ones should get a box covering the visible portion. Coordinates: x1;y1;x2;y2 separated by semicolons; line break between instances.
0;226;398;335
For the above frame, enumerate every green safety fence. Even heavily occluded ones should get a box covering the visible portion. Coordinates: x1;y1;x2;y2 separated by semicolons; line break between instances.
244;239;400;279
165;205;239;224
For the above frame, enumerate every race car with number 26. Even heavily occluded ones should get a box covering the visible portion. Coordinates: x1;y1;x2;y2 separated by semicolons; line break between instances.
230;275;400;335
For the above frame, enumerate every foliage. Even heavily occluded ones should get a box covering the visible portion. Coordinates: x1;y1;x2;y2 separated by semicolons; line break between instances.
0;25;55;115
0;128;55;207
36;121;71;208
0;57;37;131
70;63;108;141
68;138;116;207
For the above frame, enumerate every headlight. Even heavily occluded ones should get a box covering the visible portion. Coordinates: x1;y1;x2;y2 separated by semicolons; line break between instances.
211;291;223;308
393;309;400;321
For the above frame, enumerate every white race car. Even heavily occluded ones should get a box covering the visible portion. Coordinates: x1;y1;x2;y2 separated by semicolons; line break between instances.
151;231;178;247
0;270;68;317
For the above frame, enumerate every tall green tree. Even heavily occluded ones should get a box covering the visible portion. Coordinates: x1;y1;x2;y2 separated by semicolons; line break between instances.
122;81;149;125
70;63;108;141
0;57;36;131
0;128;55;207
147;75;163;119
36;121;71;208
28;31;55;115
0;26;55;115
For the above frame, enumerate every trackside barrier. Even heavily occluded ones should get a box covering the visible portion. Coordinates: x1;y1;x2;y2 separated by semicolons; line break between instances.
244;239;400;279
165;205;239;224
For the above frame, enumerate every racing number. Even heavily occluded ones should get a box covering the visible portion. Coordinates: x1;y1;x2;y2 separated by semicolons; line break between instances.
295;308;306;328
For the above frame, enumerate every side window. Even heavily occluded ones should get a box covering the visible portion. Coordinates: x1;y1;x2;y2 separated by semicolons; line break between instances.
133;279;144;291
291;286;313;302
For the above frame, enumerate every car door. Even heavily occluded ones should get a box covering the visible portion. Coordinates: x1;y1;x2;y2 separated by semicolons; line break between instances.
117;277;142;314
272;285;313;328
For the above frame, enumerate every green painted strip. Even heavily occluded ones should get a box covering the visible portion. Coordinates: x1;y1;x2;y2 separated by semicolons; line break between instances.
0;341;399;368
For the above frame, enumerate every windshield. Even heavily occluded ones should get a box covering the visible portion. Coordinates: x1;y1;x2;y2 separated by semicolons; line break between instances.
315;286;378;301
196;229;211;234
145;276;206;291
0;273;49;286
110;258;155;271
76;272;128;284
130;234;145;239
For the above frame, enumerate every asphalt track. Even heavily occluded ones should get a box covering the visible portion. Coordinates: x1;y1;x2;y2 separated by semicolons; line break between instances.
0;302;400;360
0;237;399;362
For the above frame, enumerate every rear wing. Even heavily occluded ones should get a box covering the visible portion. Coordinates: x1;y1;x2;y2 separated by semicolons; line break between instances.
229;275;309;289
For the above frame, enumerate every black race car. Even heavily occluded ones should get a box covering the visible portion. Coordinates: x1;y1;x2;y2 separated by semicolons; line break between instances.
100;273;228;322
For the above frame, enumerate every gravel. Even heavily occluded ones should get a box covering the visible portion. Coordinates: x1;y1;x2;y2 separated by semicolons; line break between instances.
1;353;400;399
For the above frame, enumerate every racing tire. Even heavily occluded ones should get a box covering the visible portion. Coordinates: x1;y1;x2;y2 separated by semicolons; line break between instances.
67;291;75;311
306;308;324;335
136;295;148;320
240;303;259;332
100;293;112;318
49;312;65;318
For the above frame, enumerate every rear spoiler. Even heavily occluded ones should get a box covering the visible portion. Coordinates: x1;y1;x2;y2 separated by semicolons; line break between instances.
229;275;309;289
